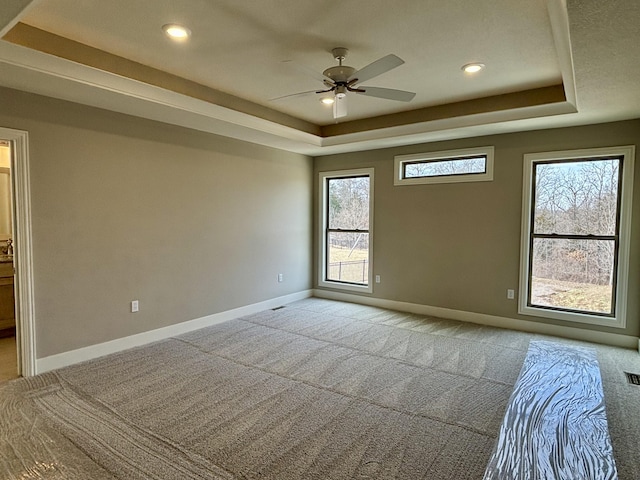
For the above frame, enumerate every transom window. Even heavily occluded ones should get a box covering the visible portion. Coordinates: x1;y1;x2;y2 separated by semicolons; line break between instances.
318;169;374;293
394;146;494;185
519;146;635;327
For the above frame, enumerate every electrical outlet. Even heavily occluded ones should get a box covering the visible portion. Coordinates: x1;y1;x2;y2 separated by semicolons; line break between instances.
131;300;139;313
507;289;515;300
375;275;381;283
278;273;283;283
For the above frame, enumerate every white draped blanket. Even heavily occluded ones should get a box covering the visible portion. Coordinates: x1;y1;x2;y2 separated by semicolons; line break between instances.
484;341;617;479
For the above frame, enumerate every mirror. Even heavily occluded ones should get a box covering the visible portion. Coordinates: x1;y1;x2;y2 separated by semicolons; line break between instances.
0;143;12;242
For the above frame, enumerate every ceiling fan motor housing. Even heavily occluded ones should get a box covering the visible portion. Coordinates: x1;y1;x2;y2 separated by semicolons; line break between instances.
323;65;356;84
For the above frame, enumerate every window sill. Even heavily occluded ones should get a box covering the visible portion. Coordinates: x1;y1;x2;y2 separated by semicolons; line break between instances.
317;280;372;294
518;304;625;329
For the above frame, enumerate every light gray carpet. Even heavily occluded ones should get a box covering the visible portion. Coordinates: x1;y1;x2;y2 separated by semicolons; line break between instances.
1;298;639;479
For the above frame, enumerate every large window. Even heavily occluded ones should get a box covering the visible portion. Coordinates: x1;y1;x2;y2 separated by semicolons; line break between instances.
394;146;494;185
519;146;635;327
318;169;374;292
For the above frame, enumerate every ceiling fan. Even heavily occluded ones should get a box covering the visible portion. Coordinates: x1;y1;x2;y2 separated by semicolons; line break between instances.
273;47;416;119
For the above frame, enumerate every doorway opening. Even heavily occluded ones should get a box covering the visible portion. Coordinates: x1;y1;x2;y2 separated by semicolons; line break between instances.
0;128;35;379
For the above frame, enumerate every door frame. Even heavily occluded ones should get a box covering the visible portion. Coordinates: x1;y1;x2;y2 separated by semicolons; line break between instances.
0;127;35;377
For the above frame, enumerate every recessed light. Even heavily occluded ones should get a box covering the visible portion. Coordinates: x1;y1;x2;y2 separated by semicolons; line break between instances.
320;97;335;105
462;63;485;74
162;24;191;40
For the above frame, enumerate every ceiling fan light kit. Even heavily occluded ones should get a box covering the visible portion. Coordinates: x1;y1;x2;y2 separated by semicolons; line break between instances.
275;47;417;119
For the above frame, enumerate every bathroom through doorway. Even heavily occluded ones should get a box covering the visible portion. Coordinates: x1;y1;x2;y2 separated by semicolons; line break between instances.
0;139;17;382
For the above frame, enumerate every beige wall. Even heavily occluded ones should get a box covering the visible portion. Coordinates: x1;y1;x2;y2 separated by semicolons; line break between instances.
314;120;640;338
1;83;638;359
0;145;10;168
0;87;313;358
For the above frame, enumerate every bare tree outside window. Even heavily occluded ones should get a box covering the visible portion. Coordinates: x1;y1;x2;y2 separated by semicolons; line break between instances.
394;147;494;186
404;156;486;178
326;175;370;285
529;157;621;315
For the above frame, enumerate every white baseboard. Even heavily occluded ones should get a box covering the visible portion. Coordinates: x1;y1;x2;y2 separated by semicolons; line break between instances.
313;289;640;350
35;287;637;375
36;290;313;374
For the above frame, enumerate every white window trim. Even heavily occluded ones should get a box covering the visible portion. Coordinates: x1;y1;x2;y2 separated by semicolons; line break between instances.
394;146;494;186
518;145;635;328
318;168;374;293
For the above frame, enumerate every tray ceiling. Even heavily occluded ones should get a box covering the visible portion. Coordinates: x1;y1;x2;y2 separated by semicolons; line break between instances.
0;0;639;155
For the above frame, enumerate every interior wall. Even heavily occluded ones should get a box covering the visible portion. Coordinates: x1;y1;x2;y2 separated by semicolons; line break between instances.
314;119;640;338
0;86;313;358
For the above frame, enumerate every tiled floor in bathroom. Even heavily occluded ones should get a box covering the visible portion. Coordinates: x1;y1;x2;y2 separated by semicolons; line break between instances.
0;333;18;383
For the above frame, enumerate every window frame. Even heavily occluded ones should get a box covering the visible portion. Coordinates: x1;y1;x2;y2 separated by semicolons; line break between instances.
318;168;374;293
518;145;635;328
394;146;494;185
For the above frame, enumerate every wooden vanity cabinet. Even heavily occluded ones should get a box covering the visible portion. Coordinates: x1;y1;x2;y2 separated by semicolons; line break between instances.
0;262;15;331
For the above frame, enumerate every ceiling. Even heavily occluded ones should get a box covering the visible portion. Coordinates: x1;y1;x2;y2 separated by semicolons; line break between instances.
0;0;639;156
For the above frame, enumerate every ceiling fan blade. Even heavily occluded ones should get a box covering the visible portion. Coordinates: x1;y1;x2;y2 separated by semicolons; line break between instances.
357;86;416;102
347;54;404;84
269;89;320;101
281;60;333;84
333;95;347;119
